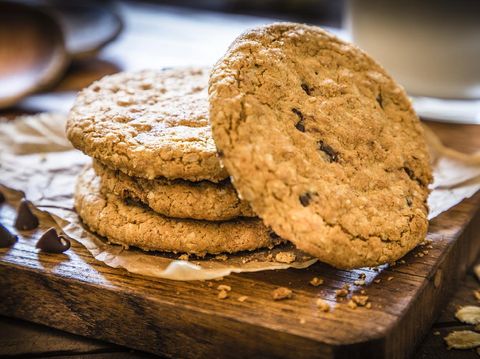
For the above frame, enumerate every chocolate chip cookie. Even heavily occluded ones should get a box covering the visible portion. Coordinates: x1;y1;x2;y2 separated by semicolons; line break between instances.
93;160;254;221
75;165;279;255
67;67;228;182
209;23;432;268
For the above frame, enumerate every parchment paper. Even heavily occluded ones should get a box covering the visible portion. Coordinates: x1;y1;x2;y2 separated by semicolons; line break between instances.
1;114;479;280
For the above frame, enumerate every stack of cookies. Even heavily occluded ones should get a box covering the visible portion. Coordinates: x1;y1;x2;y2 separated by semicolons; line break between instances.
66;67;282;256
68;22;432;269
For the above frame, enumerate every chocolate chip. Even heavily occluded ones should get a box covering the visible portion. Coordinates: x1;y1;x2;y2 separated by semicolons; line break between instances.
0;223;17;248
376;93;384;109
406;197;413;207
292;108;305;132
217;150;224;158
269;231;281;240
318;141;339;163
403;167;415;180
299;192;312;207
0;191;5;204
36;228;70;253
14;199;39;231
301;83;313;96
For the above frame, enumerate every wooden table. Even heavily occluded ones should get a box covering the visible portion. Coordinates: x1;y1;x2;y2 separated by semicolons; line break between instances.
1;2;480;358
1;265;479;359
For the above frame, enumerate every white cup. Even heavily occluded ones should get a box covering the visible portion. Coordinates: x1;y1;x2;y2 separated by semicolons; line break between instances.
346;0;480;99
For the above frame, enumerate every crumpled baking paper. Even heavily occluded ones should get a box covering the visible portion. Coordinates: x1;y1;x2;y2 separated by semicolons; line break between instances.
0;114;479;280
0;114;317;280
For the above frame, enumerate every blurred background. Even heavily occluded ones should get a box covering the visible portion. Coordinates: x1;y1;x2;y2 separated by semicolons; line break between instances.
0;0;479;123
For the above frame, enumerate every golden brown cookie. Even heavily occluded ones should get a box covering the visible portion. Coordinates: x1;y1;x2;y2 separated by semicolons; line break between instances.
75;165;279;255
209;23;432;268
67;67;228;182
93;160;255;221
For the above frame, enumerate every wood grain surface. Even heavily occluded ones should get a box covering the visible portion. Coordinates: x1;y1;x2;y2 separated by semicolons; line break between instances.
2;267;479;358
0;3;479;358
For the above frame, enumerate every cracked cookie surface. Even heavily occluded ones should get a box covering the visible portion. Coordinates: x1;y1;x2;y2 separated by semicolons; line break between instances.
209;23;432;268
93;160;255;221
75;165;281;255
67;67;228;182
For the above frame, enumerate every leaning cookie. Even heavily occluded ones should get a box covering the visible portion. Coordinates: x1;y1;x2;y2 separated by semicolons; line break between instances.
209;23;432;268
67;67;228;182
93;160;255;221
75;166;280;255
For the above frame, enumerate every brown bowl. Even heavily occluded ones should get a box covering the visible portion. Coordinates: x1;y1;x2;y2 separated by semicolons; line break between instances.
0;1;69;109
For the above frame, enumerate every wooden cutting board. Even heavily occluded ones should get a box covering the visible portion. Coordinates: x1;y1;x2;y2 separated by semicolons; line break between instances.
0;184;479;359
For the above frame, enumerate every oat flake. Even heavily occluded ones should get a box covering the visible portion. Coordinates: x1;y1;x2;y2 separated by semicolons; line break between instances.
456;306;480;325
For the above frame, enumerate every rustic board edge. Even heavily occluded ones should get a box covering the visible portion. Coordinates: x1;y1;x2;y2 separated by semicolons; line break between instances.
0;194;479;358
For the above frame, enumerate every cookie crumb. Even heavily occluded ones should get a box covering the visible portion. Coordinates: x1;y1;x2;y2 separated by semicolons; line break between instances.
215;254;228;261
272;287;293;300
419;239;428;246
444;330;480;349
387;276;394;281
352;295;369;307
207;281;213;287
374;279;381;284
455;306;480;324
335;288;349;298
358;273;366;280
399;260;406;265
365;302;372;309
217;284;232;292
275;252;296;264
360;289;366;295
218;290;229;299
473;290;480;301
316;299;330;312
299;318;306;324
309;277;324;287
347;300;357;309
238;296;248;302
178;254;189;261
433;331;440;336
354;279;365;286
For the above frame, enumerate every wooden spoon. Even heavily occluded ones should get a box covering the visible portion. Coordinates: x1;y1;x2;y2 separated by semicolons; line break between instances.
0;2;69;109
